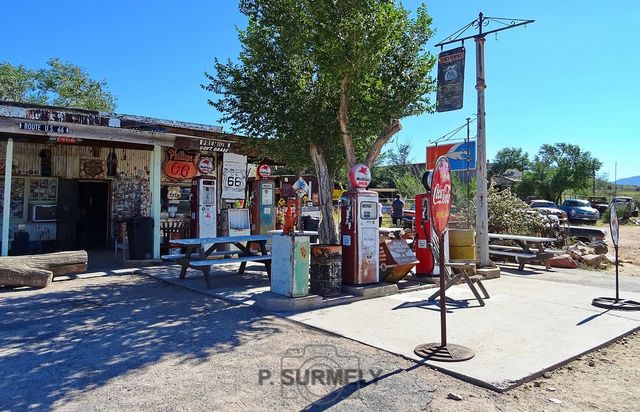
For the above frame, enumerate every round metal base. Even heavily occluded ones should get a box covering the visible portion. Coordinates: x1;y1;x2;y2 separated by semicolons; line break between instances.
414;343;474;362
592;297;640;311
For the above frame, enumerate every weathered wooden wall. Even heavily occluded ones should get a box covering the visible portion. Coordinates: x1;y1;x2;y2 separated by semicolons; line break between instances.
0;141;151;179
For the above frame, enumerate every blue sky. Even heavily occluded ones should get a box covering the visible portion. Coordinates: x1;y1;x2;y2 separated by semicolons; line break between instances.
1;1;638;179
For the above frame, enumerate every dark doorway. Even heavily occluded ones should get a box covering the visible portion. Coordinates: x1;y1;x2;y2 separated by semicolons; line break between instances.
77;181;110;250
57;179;79;251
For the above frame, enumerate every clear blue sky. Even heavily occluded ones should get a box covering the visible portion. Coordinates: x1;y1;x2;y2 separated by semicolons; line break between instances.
1;1;638;179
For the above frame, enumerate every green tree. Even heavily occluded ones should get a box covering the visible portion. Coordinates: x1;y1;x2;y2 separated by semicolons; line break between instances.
205;0;436;243
491;147;529;175
517;143;602;204
0;58;116;111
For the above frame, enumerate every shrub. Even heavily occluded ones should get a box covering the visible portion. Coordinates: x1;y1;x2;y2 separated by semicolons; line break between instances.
486;187;546;236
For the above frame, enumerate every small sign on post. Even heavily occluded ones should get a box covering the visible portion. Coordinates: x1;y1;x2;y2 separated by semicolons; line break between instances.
591;203;640;311
414;156;475;361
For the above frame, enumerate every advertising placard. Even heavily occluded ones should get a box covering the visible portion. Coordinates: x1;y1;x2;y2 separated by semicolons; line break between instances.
610;203;619;247
426;140;476;171
429;156;452;236
436;47;466;112
221;152;247;199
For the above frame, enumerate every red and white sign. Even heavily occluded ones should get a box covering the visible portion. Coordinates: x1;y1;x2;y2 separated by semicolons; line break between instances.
257;164;272;178
429;156;452;236
348;164;371;189
197;157;214;174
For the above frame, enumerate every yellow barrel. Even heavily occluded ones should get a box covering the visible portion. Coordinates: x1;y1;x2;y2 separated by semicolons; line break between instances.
449;244;477;260
449;229;476;247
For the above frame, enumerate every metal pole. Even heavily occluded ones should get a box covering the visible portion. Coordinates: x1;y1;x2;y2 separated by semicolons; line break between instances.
439;234;447;346
465;118;471;229
475;31;490;267
615;245;619;301
1;138;13;256
151;145;162;259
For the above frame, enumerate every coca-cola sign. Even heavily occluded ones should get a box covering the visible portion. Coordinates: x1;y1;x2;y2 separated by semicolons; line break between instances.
429;156;452;236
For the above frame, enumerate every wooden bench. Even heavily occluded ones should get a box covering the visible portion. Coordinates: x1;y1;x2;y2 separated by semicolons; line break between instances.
489;246;552;270
169;234;272;288
187;255;271;288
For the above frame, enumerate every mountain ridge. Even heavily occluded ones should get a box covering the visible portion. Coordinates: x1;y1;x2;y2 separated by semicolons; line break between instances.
616;175;640;186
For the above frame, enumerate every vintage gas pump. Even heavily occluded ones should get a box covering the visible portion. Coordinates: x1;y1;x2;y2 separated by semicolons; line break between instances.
341;164;379;285
414;170;448;277
414;191;435;276
249;164;276;235
191;176;217;244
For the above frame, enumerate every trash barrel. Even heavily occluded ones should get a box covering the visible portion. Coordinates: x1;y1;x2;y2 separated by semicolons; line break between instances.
126;217;154;260
302;215;320;232
309;244;342;297
12;231;30;255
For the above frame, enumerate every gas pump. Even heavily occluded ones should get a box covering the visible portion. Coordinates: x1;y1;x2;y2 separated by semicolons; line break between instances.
414;170;448;276
191;176;217;245
341;164;379;285
250;164;276;235
414;192;435;276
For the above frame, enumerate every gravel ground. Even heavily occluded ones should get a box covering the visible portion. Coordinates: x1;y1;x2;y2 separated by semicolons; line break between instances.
1;272;639;411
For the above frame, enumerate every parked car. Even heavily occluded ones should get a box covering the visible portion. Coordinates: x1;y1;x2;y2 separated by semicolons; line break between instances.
587;196;609;214
612;196;639;217
529;199;568;223
568;225;606;244
559;199;600;224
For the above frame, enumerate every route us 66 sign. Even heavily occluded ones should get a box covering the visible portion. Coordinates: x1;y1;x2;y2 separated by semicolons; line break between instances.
221;152;247;199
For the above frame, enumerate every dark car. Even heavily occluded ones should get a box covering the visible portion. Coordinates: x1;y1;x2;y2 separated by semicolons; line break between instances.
587;196;609;214
559;199;600;224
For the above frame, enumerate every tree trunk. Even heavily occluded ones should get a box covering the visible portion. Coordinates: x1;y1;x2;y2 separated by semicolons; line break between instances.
0;250;88;288
338;77;356;180
310;144;339;244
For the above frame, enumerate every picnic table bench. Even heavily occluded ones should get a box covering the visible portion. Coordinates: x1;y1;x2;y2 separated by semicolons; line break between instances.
488;233;561;270
163;234;272;288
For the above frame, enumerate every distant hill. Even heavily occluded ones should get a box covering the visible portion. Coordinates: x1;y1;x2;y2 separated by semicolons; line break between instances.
616;175;640;186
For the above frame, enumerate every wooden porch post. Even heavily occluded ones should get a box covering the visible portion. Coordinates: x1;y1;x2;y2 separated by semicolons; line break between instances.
151;145;161;259
2;138;14;256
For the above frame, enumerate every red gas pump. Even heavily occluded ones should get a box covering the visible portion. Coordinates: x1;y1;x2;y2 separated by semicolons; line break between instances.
249;164;276;235
341;164;379;285
414;192;435;276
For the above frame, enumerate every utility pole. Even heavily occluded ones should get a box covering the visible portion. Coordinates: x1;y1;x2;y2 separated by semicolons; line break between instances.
435;13;534;267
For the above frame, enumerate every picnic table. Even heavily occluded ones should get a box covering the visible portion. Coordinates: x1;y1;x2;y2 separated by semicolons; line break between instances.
378;227;403;240
163;234;272;288
488;233;562;270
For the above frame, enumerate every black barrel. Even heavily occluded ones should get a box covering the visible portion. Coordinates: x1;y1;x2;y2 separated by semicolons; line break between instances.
126;217;154;260
309;244;342;297
302;215;320;231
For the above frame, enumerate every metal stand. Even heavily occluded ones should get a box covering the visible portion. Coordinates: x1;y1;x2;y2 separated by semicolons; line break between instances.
414;235;474;362
592;245;640;311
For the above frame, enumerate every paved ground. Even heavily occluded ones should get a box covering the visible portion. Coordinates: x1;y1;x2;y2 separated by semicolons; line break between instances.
2;264;640;411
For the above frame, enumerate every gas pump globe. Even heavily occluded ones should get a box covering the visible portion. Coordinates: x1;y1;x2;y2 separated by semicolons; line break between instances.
341;164;379;285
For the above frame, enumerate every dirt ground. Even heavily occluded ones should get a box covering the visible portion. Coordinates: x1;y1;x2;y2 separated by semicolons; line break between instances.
1;273;639;411
601;224;640;276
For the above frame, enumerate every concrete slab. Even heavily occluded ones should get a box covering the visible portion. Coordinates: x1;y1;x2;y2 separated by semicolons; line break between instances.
139;264;436;311
284;275;640;391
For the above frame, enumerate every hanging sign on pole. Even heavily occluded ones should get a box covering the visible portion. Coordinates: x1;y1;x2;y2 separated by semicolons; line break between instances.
436;47;466;112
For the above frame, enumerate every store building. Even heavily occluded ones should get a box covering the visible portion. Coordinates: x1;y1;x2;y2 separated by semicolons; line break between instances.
0;101;253;258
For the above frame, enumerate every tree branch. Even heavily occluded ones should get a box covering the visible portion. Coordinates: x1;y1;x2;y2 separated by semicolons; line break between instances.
364;119;403;169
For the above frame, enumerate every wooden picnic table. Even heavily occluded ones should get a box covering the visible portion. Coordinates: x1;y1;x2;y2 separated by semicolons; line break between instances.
165;234;272;288
378;227;403;239
488;233;561;270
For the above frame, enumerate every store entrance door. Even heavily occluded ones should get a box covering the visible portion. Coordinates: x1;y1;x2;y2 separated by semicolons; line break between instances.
77;181;110;249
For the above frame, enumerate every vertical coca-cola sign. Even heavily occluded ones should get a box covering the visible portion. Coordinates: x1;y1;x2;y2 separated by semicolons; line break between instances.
429;156;452;236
